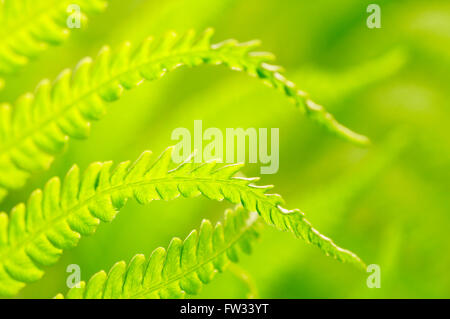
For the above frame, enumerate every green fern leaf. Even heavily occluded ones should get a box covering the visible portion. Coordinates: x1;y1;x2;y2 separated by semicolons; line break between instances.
0;0;107;78
55;206;260;299
0;29;369;201
0;146;364;297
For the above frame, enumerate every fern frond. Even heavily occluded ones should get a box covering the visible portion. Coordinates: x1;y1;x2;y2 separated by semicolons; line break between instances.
0;29;369;201
0;146;364;297
0;0;107;77
56;206;260;299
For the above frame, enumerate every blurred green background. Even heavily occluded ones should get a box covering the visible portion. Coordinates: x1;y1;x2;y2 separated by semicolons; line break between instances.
1;0;449;298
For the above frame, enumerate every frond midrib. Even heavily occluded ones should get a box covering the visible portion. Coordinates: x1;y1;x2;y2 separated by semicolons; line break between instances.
0;175;268;264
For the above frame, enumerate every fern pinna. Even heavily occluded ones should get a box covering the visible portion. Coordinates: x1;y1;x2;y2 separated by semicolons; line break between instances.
0;0;107;81
56;207;261;299
0;147;365;297
0;29;369;203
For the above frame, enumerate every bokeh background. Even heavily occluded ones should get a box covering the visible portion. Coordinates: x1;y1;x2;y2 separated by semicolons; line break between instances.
1;0;449;298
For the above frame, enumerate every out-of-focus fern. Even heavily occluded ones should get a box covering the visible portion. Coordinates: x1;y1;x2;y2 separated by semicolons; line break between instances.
0;147;364;297
0;29;369;203
294;48;408;104
227;264;259;299
55;206;261;299
0;0;107;82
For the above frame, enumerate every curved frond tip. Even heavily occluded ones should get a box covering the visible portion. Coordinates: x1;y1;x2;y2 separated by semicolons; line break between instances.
0;28;369;201
0;146;365;297
56;207;260;299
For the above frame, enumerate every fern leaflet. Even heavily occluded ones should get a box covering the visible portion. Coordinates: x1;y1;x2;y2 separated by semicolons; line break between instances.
0;29;369;202
0;146;365;297
55;206;260;299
